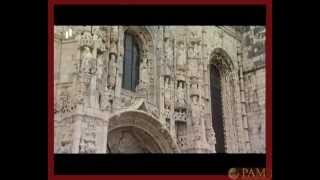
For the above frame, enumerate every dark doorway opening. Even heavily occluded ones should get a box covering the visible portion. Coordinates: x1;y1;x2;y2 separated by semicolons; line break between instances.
210;65;226;153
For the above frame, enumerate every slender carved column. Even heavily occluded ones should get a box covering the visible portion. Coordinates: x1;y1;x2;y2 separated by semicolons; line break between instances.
237;47;251;152
72;115;82;153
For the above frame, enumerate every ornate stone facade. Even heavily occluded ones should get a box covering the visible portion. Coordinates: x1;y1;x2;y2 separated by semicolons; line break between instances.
54;26;266;153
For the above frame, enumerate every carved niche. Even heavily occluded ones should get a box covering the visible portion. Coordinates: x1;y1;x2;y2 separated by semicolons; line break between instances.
175;81;187;111
176;40;187;71
138;53;149;90
164;38;173;66
107;53;117;90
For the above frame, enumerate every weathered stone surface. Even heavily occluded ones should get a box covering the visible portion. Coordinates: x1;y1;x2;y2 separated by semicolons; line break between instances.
54;26;266;153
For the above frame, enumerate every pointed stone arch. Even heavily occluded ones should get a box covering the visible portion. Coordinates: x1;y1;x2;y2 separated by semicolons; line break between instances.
210;48;235;76
208;47;243;153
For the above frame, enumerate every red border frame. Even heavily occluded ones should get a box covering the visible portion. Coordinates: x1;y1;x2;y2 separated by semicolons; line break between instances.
48;1;272;179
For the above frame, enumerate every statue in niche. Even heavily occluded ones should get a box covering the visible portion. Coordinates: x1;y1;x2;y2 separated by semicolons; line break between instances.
176;81;186;109
176;42;186;70
139;56;149;89
107;53;117;89
191;95;201;126
110;26;118;54
96;53;107;80
164;77;171;109
164;40;173;65
95;53;106;105
80;46;94;74
187;45;195;58
79;138;86;153
195;43;201;57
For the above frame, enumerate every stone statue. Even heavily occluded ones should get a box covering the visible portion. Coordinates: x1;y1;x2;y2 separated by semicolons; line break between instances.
176;42;186;70
164;40;173;65
80;46;93;73
79;138;86;153
164;77;171;109
96;53;106;80
191;95;201;126
187;46;195;58
95;54;106;106
139;57;149;88
110;26;118;54
176;81;186;109
107;54;117;89
195;43;201;57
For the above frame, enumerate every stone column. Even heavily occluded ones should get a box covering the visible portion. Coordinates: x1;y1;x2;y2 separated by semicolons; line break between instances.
159;75;165;125
237;47;251;152
95;115;109;153
101;119;109;153
72;115;82;153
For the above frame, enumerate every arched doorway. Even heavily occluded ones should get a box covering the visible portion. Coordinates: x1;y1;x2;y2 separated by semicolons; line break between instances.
209;48;236;153
106;110;179;153
210;64;225;153
107;126;162;153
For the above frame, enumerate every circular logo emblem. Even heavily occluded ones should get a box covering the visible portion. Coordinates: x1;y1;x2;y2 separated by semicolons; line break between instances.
228;168;240;180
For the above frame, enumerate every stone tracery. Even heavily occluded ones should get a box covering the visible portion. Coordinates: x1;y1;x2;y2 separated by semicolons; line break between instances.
54;26;266;154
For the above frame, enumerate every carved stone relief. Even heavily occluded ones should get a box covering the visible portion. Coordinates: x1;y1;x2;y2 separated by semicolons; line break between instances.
54;26;265;154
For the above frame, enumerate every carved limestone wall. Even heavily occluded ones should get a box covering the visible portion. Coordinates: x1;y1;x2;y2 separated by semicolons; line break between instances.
54;26;266;153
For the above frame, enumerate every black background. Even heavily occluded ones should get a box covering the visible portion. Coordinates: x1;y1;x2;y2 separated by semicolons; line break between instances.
55;5;265;25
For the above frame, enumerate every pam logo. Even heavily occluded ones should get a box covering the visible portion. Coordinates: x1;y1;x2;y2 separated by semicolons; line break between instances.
228;168;272;179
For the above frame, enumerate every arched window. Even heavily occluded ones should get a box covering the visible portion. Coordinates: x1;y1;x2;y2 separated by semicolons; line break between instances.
210;64;226;153
122;31;140;91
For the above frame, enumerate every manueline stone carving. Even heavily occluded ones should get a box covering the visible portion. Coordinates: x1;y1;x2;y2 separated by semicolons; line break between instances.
139;56;149;89
175;81;186;110
164;77;171;110
54;26;266;154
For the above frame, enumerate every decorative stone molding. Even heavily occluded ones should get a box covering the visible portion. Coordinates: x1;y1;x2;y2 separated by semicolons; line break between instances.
54;26;265;154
